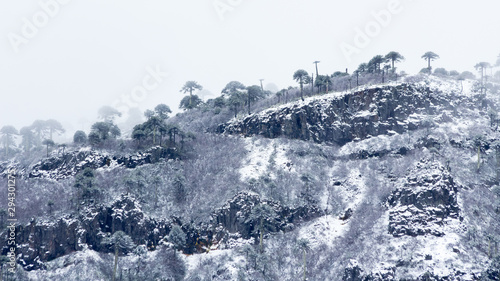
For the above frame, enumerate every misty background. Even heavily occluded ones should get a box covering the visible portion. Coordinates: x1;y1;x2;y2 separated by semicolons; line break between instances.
1;0;499;142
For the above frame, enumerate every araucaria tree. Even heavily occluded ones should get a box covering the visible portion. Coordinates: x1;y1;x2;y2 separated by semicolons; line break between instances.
222;81;246;117
315;75;332;93
154;104;172;120
101;231;135;281
168;225;187;251
475;62;491;94
179;95;202;110
180;81;203;108
20;126;35;154
297;239;310;281
0;126;18;157
98;106;122;123
30;119;47;145
171;171;186;203
422;51;439;71
73;130;87;145
473;135;487;171
132;104;173;146
385;51;405;72
45;119;65;140
89;121;121;146
245;203;277;252
293;69;309;101
245;85;265;114
357;63;368;74
74;167;100;207
367;55;386;73
42;139;55;157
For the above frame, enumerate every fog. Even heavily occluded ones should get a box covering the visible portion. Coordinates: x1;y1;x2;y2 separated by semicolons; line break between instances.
1;0;499;140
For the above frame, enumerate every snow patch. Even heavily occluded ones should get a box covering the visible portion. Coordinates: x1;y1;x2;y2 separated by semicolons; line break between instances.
298;215;349;248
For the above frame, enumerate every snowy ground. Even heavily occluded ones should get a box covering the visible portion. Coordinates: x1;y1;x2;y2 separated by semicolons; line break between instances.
297;214;349;249
239;137;293;181
185;249;246;279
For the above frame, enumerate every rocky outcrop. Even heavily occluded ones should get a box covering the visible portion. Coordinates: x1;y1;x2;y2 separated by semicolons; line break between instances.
343;259;364;281
2;195;171;270
211;192;323;241
387;160;460;237
2;192;322;270
342;261;396;281
27;146;180;180
218;83;454;145
341;260;481;281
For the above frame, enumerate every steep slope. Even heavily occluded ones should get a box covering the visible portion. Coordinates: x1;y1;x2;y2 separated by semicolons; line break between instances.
218;77;474;146
2;75;500;280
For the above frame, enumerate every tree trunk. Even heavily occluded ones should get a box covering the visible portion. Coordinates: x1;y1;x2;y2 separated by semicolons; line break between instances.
311;73;314;95
497;147;500;183
259;219;264;253
113;245;118;281
303;249;307;281
248;97;251;115
477;146;481;171
300;83;304;101
489;238;492;258
189;89;193;108
155;184;158;207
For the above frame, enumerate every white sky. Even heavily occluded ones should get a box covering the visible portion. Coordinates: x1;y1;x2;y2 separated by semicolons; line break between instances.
1;0;499;138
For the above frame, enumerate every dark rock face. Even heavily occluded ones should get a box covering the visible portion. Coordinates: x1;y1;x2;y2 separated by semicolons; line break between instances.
342;261;396;281
2;192;322;270
1;195;170;270
218;84;453;145
365;267;396;281
211;192;323;241
387;160;460;237
342;261;474;281
339;208;353;220
343;260;364;281
484;257;500;281
27;146;180;180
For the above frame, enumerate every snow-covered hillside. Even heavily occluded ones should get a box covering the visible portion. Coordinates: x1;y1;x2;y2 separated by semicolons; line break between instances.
1;75;500;280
